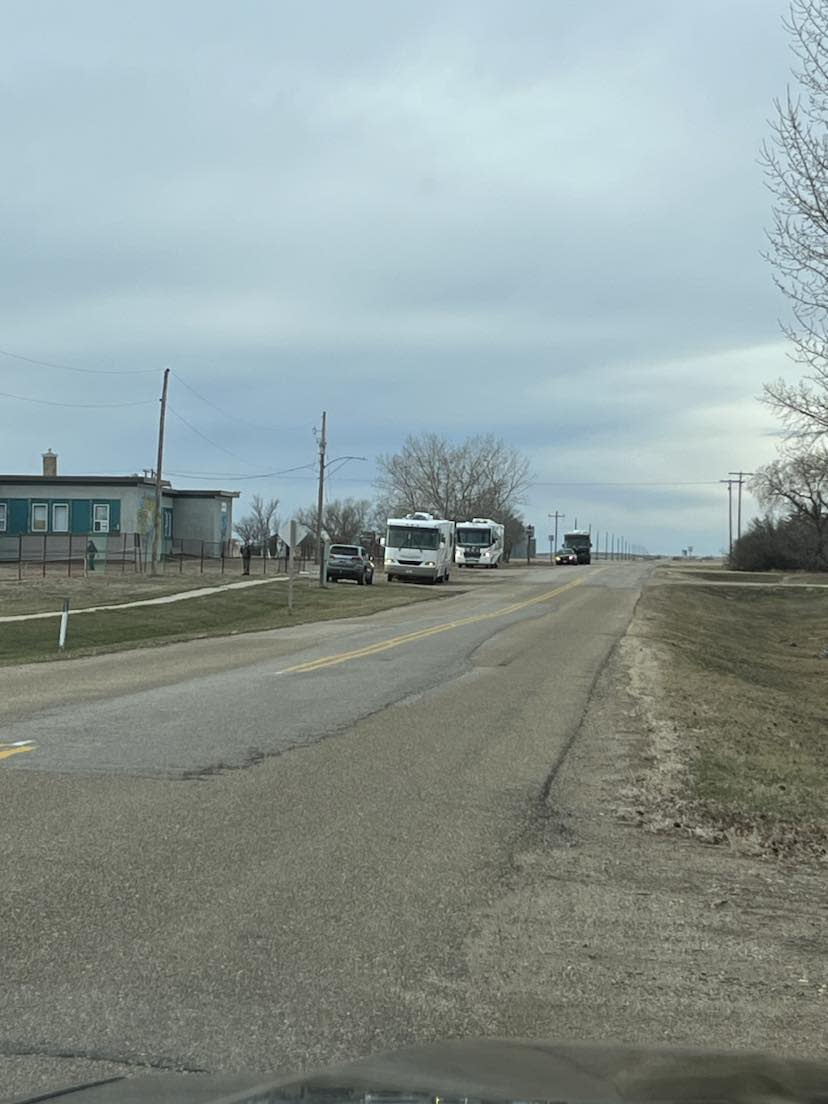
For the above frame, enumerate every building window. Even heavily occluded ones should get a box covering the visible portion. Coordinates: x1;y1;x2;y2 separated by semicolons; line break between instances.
52;503;69;532
92;503;110;533
31;503;48;532
0;503;6;532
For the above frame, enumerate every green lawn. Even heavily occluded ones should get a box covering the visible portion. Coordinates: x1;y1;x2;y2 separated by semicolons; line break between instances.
0;579;450;666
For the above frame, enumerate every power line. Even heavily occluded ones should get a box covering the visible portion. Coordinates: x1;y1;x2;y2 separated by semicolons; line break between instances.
166;406;264;466
529;480;721;487
0;389;154;409
165;463;317;481
171;371;306;433
0;346;157;375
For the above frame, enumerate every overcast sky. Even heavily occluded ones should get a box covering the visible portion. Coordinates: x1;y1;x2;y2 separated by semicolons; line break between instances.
0;0;801;554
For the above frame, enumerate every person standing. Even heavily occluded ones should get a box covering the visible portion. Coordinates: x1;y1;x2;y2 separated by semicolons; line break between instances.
241;540;252;575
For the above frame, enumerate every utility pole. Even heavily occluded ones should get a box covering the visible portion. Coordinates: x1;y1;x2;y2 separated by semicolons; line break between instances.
151;368;170;576
316;411;327;587
547;512;564;558
720;478;736;559
728;471;754;544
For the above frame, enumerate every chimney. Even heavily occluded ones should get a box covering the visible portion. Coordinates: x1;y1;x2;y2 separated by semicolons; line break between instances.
42;449;58;477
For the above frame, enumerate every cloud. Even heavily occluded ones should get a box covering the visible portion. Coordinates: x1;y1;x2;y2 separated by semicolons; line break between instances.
0;0;797;553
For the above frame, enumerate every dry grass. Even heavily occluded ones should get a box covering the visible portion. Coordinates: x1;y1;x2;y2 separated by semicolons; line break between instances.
0;562;276;615
628;581;828;861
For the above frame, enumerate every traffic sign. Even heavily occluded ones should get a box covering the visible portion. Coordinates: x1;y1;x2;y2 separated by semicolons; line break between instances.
278;520;309;547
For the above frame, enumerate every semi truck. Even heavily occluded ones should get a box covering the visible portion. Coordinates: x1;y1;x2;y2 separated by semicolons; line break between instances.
563;529;592;564
384;512;455;584
455;518;505;568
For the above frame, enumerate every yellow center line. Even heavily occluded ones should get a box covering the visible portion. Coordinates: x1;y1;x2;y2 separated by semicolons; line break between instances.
278;570;604;675
0;742;36;762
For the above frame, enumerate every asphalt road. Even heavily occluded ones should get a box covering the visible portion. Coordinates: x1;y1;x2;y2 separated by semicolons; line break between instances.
0;562;651;1097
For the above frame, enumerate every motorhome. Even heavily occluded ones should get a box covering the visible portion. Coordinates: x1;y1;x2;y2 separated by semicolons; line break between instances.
455;518;505;568
384;512;455;583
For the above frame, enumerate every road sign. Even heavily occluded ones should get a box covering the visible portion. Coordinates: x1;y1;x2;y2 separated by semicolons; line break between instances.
278;520;309;547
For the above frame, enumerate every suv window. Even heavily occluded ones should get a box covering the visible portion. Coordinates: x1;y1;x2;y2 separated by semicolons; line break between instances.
331;545;360;556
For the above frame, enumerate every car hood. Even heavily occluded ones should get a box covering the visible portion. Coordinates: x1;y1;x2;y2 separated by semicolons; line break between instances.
6;1038;828;1104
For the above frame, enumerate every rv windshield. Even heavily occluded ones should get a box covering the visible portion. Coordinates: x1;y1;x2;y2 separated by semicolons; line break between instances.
387;526;440;550
457;528;491;546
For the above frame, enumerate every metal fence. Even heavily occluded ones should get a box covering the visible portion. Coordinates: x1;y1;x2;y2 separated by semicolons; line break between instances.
0;532;318;580
0;532;143;579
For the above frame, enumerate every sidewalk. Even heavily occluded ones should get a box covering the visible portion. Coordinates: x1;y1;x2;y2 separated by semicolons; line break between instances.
0;574;293;623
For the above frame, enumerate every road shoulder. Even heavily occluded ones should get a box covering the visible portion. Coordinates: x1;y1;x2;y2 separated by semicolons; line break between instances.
466;588;827;1057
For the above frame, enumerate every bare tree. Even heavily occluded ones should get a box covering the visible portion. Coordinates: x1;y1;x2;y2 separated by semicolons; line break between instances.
376;433;531;521
761;0;828;437
234;494;280;553
296;498;374;546
749;446;828;566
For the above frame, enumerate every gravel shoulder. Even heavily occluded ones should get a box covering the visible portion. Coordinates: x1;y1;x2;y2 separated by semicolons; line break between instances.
467;577;827;1057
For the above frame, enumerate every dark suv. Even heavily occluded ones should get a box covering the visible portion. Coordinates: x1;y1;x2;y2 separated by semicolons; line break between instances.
326;544;374;585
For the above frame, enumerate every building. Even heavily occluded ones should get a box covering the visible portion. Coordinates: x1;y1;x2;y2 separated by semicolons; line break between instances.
0;450;238;560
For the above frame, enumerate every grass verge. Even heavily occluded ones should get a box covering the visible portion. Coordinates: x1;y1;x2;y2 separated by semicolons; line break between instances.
629;580;828;861
0;579;450;666
0;569;269;615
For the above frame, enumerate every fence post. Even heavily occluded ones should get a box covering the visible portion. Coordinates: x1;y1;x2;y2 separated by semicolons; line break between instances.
58;598;70;651
68;533;73;577
122;532;127;573
179;541;183;573
18;534;22;581
200;541;204;574
221;543;225;575
42;534;47;578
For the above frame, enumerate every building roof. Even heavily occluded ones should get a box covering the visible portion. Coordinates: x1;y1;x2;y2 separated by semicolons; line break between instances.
0;474;239;497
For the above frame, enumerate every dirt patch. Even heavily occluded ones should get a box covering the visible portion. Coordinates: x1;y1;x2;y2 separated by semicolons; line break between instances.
625;582;828;861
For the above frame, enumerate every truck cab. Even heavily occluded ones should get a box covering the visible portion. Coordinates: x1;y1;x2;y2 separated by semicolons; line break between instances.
563;530;592;564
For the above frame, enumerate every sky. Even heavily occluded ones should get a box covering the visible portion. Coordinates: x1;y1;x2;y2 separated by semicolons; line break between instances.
0;0;803;555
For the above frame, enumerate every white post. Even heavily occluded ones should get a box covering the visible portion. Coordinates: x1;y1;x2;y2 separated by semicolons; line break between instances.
58;598;69;651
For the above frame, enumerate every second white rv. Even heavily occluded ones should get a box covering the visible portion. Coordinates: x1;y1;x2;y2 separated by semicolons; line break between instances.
455;518;505;568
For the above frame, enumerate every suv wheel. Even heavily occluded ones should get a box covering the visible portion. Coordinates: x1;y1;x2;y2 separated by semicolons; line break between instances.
357;571;365;585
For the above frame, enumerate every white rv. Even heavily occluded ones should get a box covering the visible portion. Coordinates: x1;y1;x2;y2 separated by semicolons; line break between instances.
384;512;455;583
455;517;505;568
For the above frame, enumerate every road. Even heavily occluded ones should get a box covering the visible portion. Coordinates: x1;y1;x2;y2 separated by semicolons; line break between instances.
0;562;651;1096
